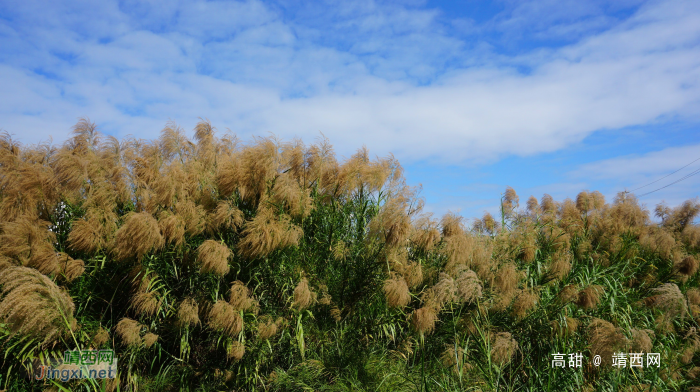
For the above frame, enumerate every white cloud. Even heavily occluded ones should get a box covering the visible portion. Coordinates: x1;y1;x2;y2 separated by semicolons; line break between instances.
1;0;699;167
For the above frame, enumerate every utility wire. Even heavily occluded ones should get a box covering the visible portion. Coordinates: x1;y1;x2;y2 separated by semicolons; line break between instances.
628;155;700;192
636;166;700;197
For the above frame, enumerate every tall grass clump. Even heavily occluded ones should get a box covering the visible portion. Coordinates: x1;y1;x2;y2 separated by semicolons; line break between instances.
0;120;699;391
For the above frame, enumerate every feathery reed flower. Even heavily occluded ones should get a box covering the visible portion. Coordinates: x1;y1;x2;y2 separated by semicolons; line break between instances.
177;298;200;328
512;289;539;319
258;316;281;340
454;266;482;304
143;333;159;348
676;255;699;277
208;300;243;338
197;240;232;276
0;216;60;275
422;273;457;311
411;306;437;335
630;329;654;353
116;318;143;347
0;266;75;345
229;281;257;311
57;252;85;282
502;187;519;216
158;211;186;247
228;341;245;361
551;317;578;338
649;283;687;320
111;212;164;261
491;332;518;366
68;218;105;254
369;191;412;247
131;291;160;317
526;196;539;214
576;285;604;309
292;278;316;310
588;318;626;366
411;216;441;251
548;251;572;281
384;273;411;308
238;208;302;259
494;263;520;296
441;212;464;238
557;284;579;304
92;327;110;347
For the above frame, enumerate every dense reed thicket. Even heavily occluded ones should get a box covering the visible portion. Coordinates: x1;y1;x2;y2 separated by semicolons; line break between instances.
1;119;699;391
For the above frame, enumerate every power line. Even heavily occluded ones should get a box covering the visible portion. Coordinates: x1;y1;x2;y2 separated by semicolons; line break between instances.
636;166;700;197
628;155;700;192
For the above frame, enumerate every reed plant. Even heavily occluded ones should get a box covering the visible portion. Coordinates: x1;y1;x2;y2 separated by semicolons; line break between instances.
0;121;699;391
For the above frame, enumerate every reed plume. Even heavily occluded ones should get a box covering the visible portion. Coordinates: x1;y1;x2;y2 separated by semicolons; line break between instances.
131;291;160;317
526;196;539;214
576;285;604;309
228;341;245;361
422;273;457;311
649;283;687;320
238;208;302;259
197;240;232;276
111;212;164;261
368;190;412;247
402;260;424;288
588;318;627;366
0;216;60;275
441;212;464;238
557;284;579;304
576;191;591;212
143;333;159;348
411;306;437;335
92;327;110;347
663;199;700;232
57;252;85;283
548;251;572;281
331;240;349;260
475;212;498;235
0;266;75;345
208;300;243;337
676;255;699;277
551;317;578;338
688;288;700;307
512;289;539;319
411;215;441;251
502;187;519;217
68;217;105;254
384;273;411;308
491;332;518;366
158;211;186;247
229;281;257;312
209;200;245;232
292;278;316;310
177;298;201;327
443;234;473;274
540;194;557;214
440;343;467;374
493;263;521;296
258;316;281;340
270;173;314;219
630;328;654;353
454;266;482;304
116;318;143;347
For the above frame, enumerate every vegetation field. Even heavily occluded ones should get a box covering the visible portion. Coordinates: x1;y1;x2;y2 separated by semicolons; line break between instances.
1;120;699;391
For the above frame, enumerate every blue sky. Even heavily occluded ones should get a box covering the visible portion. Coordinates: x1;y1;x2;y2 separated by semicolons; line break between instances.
1;0;699;222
